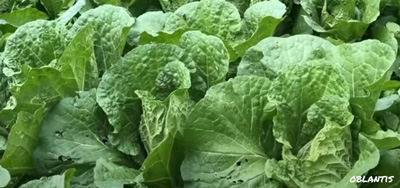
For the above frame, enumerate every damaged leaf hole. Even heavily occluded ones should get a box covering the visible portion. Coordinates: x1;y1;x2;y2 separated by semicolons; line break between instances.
58;155;73;162
55;130;64;138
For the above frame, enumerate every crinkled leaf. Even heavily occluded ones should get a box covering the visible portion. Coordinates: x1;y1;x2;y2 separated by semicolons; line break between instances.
159;0;194;12
71;5;135;75
96;44;193;157
237;35;335;78
164;0;241;43
179;31;229;87
2;20;69;78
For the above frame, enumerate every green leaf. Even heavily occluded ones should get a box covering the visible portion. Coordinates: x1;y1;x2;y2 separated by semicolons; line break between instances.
33;90;127;173
141;133;184;188
71;5;135;75
0;8;48;27
179;31;230;87
0;165;10;187
366;149;400;188
181;76;281;187
97;44;193;157
19;168;76;188
40;0;64;19
0;107;45;175
94;158;140;188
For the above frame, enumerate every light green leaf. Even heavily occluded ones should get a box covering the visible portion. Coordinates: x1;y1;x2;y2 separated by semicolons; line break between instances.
181;76;281;187
33;90;127;173
19;168;76;188
179;31;229;87
71;5;135;75
268;62;351;153
128;11;170;46
96;44;193;157
59;24;98;90
164;0;241;43
94;158;140;188
137;89;193;152
239;0;286;40
237;35;335;78
363;130;400;150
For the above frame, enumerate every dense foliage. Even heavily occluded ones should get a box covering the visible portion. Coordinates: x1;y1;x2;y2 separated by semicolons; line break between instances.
1;0;400;187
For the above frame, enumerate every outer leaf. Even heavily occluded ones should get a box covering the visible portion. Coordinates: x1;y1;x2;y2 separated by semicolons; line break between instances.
179;31;229;87
2;20;69;78
96;44;193;156
164;0;241;43
71;5;135;75
268;62;351;153
0;107;45;175
94;158;140;188
33;90;127;173
181;76;281;187
19;169;75;188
